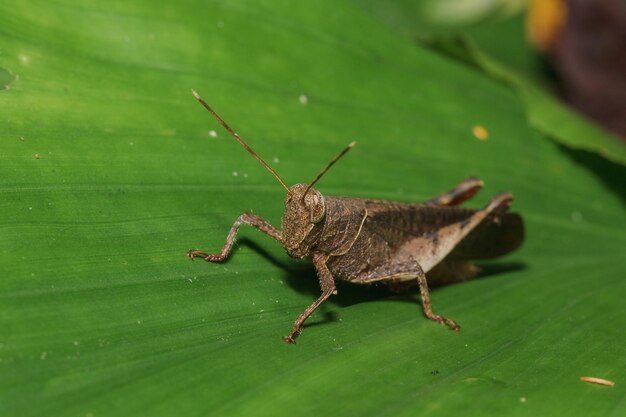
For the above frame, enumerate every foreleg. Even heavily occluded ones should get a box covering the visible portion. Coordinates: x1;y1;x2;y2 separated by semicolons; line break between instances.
187;213;281;262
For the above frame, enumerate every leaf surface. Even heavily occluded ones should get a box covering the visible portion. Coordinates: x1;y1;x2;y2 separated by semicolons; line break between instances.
1;1;624;417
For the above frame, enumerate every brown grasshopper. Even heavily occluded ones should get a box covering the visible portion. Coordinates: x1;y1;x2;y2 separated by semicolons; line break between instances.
187;90;524;343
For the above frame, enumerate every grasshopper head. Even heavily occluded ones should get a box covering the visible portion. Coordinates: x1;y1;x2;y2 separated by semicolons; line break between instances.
190;90;354;258
281;183;326;257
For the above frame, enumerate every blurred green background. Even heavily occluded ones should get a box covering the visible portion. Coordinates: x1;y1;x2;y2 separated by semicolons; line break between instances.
1;1;624;416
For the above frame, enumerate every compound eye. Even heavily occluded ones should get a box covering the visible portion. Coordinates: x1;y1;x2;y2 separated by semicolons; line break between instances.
307;191;325;223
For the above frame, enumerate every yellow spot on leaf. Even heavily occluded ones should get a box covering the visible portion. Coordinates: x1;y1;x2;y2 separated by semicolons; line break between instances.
472;125;489;141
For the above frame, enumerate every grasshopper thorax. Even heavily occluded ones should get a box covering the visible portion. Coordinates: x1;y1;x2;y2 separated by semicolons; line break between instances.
281;183;326;258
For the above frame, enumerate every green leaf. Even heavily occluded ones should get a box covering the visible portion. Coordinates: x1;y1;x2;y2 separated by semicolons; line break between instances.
423;35;626;166
1;1;624;417
353;1;626;166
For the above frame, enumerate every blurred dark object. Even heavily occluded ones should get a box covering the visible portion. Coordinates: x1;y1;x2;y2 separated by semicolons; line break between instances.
528;0;626;140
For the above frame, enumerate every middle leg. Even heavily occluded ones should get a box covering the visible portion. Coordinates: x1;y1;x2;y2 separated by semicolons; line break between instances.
284;252;337;344
355;260;460;331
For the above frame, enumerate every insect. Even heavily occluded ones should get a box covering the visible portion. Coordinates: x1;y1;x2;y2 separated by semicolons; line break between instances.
187;90;524;344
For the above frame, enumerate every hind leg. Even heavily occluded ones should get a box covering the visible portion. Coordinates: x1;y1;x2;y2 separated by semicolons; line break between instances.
424;177;483;206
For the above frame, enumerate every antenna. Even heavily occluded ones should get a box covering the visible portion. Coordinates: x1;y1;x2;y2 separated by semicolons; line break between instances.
302;141;356;201
191;89;290;192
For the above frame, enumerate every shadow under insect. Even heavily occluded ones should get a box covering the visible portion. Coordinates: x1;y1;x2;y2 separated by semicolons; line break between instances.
238;237;526;330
